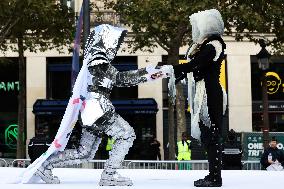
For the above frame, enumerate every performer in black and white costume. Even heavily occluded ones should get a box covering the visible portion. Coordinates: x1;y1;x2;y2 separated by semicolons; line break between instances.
35;24;165;186
171;9;227;187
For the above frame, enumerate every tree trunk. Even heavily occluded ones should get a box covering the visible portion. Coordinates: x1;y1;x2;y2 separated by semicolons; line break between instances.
167;99;175;160
16;35;26;159
176;83;186;142
167;47;186;160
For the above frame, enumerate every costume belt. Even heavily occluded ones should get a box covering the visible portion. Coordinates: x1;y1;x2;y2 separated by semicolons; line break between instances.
87;85;111;97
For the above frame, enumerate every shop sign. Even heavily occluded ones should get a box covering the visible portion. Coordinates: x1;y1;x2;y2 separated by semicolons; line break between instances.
243;132;284;160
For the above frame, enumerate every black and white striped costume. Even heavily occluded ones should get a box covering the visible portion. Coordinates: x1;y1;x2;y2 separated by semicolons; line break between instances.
172;9;227;187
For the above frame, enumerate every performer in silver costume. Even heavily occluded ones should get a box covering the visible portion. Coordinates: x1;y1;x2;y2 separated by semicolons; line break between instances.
35;24;166;186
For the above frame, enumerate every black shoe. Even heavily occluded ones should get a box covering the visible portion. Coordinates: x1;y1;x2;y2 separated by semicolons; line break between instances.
194;177;222;187
194;175;212;184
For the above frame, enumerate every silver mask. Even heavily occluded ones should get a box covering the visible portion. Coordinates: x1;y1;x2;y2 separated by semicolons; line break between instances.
84;24;127;65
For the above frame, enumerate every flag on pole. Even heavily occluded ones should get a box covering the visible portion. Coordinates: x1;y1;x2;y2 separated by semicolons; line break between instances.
71;2;84;89
18;1;88;183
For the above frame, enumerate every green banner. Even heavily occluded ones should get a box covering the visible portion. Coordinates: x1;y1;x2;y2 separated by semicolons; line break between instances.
243;132;284;160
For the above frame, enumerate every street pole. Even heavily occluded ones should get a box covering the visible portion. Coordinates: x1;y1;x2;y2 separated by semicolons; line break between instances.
83;0;90;51
262;71;270;149
257;39;271;150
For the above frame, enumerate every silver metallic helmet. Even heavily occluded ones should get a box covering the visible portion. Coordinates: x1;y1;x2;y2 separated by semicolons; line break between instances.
84;24;127;65
189;9;224;44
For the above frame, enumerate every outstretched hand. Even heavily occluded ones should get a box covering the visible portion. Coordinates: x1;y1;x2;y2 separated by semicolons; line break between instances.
145;65;174;82
150;71;164;80
146;64;161;75
160;65;174;78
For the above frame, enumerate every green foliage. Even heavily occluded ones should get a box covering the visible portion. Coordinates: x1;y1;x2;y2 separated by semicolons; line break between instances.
222;0;284;54
104;0;219;53
0;0;75;53
104;0;283;54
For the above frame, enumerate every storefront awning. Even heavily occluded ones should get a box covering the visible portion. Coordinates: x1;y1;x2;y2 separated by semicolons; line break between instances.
33;98;158;115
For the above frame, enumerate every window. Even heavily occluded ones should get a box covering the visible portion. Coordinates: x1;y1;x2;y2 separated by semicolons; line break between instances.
110;56;138;100
251;56;284;132
251;57;284;101
47;56;138;100
0;58;19;158
47;57;73;99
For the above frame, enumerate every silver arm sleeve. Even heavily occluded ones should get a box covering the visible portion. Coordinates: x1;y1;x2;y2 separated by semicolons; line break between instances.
115;68;148;87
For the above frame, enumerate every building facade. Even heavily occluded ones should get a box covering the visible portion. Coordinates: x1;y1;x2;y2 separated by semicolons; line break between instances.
0;0;283;159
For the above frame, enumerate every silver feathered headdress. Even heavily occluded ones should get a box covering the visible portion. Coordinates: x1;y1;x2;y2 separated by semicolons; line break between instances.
84;24;127;65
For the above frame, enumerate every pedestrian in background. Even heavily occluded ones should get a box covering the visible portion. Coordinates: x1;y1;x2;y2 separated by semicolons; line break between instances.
149;137;161;160
260;136;284;171
176;132;192;170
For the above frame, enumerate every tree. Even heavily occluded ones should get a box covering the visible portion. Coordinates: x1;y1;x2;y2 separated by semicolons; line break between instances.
0;0;75;158
103;0;284;160
0;0;21;46
221;0;284;54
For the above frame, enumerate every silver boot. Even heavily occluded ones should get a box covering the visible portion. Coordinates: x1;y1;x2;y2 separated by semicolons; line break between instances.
99;114;135;186
35;166;60;184
99;169;133;186
35;128;101;184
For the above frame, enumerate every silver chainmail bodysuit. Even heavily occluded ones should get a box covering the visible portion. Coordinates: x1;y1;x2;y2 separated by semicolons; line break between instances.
39;24;154;186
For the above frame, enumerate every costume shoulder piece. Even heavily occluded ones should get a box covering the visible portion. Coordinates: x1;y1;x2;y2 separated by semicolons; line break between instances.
201;35;226;61
201;35;226;50
84;24;127;66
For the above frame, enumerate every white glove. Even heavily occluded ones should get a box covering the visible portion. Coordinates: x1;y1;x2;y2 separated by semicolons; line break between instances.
160;65;174;78
146;64;160;75
145;64;164;82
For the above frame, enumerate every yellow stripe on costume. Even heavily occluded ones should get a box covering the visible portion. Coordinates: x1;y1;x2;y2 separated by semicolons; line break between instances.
219;59;226;90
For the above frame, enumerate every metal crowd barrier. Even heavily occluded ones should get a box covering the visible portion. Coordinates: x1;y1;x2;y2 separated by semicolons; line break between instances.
125;160;208;170
2;159;262;170
242;160;262;170
11;159;31;168
0;158;8;167
66;160;208;170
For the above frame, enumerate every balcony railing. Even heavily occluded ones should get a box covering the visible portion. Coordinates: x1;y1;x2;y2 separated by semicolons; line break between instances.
90;11;122;26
